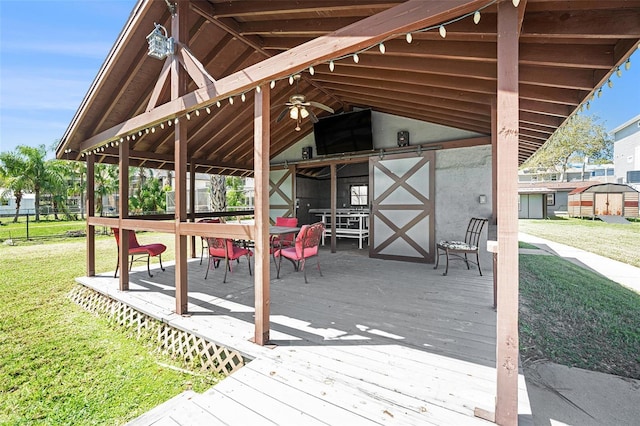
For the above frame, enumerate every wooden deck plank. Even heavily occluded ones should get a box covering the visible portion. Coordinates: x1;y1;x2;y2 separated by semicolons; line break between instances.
75;244;532;425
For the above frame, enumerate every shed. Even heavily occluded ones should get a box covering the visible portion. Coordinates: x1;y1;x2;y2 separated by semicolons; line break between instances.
568;183;640;218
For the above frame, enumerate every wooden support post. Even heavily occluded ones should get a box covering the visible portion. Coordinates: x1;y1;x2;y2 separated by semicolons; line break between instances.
491;100;498;226
330;163;337;253
86;154;95;277
173;0;189;315
495;1;520;424
254;85;271;346
118;140;130;291
189;160;196;258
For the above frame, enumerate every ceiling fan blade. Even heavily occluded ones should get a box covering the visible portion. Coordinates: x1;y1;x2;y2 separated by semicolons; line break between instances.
276;107;289;123
308;101;334;114
309;110;319;123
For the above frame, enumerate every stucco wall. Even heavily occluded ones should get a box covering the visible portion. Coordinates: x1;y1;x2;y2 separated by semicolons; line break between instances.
435;145;493;267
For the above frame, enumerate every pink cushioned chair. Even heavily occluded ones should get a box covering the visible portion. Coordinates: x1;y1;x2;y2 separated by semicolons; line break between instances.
205;237;253;282
271;216;298;249
112;228;166;278
275;222;325;283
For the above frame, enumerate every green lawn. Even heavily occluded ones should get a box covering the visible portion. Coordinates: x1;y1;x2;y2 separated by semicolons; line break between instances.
519;218;640;267
0;218;90;241
0;233;216;425
519;253;640;379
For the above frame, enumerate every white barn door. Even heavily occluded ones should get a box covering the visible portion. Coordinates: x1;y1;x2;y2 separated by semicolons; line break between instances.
369;152;435;263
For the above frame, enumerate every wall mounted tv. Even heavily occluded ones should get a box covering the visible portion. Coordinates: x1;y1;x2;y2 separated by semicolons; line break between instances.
313;109;373;156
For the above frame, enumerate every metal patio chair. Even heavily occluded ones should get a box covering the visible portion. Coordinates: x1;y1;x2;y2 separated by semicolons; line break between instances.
112;228;166;278
434;217;488;276
205;237;253;282
275;222;325;283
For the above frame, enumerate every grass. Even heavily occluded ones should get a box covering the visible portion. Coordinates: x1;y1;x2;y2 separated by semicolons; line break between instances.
0;218;89;241
0;233;218;425
518;241;538;249
519;253;640;379
519;218;640;267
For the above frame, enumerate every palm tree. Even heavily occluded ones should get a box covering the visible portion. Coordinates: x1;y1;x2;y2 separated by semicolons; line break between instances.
210;174;226;211
94;164;119;215
0;150;29;222
15;145;64;221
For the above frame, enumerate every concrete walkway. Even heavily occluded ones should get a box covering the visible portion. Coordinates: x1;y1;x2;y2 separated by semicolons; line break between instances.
518;232;640;294
518;232;640;425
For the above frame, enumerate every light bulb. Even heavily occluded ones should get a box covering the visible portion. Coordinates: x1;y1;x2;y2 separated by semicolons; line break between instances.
329;60;335;72
256;86;261;93
379;43;385;54
439;25;446;38
195;109;200;116
174;118;178;124
206;107;211;114
229;97;234;105
186;113;191;120
270;80;275;89
597;88;602;98
405;33;412;43
473;11;481;24
131;135;135;141
512;0;520;6
300;107;309;119
295;125;301;132
151;127;156;133
616;67;622;77
120;137;124;143
625;59;631;70
289;75;294;85
138;131;142;136
160;123;164;129
241;93;246;102
167;120;172;126
115;141;119;146
309;66;315;75
607;79;613;88
353;53;359;63
586;102;590;110
216;101;221;107
289;107;299;120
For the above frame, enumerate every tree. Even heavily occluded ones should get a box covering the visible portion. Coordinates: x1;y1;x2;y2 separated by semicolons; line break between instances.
94;164;119;215
0;151;29;222
210;175;226;211
521;115;612;180
226;176;246;208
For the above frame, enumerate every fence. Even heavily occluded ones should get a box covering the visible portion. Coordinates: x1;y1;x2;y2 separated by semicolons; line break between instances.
0;210;93;242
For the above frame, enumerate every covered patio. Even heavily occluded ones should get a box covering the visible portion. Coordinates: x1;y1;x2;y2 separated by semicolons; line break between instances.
73;243;531;425
56;1;640;424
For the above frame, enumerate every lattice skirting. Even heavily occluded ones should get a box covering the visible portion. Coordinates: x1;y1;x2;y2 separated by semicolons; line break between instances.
68;285;245;376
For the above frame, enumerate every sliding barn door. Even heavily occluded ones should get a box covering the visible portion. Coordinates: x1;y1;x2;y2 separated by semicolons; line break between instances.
269;167;295;224
369;152;435;263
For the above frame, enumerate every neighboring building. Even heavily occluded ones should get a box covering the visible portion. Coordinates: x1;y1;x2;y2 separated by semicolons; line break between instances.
612;113;640;187
568;183;639;218
0;192;35;217
518;164;614;218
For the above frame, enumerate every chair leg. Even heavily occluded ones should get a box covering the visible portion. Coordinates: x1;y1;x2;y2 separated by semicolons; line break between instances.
129;255;135;272
159;254;165;271
276;252;282;278
204;254;213;279
316;257;322;277
434;247;441;270
301;258;308;284
464;253;470;270
114;257;119;278
223;256;230;283
146;254;153;278
247;254;252;276
443;249;449;276
477;252;483;276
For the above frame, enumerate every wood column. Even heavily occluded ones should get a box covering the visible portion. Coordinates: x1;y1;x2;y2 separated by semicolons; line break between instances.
189;161;196;258
118;140;130;291
85;154;95;277
173;0;189;315
330;163;337;253
254;85;271;345
495;2;520;424
491;100;498;226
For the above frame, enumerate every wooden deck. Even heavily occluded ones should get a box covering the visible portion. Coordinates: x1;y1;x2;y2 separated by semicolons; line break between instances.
76;243;532;425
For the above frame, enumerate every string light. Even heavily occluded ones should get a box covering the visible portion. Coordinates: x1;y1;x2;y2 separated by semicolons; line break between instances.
255;86;261;93
439;25;447;38
616;67;622;77
379;43;385;54
473;11;481;24
405;33;413;43
329;60;335;71
353;53;359;63
151;127;156;133
289;75;294;85
309;65;315;75
167;119;172;126
512;0;520;6
607;79;613;88
229;96;234;105
174;118;178;124
270;80;275;89
195;109;200;116
145;128;149;134
625;58;631;70
216;100;221;107
241;93;246;102
160;123;164;129
186;112;191;120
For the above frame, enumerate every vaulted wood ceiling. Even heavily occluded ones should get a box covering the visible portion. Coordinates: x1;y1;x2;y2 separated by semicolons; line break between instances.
57;0;640;175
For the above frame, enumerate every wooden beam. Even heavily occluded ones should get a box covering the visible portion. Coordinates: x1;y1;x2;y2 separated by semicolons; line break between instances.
189;160;196;258
330;164;337;253
86;154;95;276
146;57;172;112
174;0;189;316
254;85;271;346
77;0;492;152
495;1;519;424
118;140;130;291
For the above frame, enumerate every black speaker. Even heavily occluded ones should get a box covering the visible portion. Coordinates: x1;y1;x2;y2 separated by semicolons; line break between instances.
397;131;409;147
302;146;313;159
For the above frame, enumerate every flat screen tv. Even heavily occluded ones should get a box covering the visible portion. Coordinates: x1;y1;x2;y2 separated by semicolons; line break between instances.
313;109;373;156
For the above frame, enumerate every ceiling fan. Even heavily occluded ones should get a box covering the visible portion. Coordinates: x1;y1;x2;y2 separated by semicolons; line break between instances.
276;74;334;131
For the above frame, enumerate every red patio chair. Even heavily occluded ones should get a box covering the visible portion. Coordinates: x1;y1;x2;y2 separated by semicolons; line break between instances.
275;222;325;283
205;237;253;282
271;216;298;249
198;218;221;265
112;228;166;278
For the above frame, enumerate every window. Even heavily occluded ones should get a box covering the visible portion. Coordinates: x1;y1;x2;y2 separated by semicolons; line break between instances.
350;185;368;206
546;193;555;206
550;174;558;181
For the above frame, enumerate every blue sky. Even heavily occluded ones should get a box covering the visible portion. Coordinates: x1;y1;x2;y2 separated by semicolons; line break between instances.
0;1;639;156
